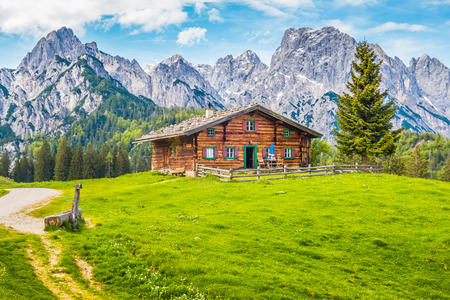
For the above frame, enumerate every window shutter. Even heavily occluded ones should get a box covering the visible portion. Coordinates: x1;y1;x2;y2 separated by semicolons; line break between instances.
255;121;259;131
292;148;295;158
274;148;277;158
223;148;227;158
262;148;267;158
233;147;237;158
281;148;286;158
202;148;206;159
242;120;246;131
214;148;218;159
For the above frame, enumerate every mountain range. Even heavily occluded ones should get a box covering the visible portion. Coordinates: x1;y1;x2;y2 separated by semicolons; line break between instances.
0;26;449;155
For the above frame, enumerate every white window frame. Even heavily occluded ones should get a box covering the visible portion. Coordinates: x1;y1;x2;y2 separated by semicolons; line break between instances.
206;147;215;159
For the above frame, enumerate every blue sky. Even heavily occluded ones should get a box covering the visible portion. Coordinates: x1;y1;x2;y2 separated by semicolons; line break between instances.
0;0;449;69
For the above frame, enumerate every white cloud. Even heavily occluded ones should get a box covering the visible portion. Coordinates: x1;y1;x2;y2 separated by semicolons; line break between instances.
0;0;318;37
446;20;450;25
335;0;378;6
177;27;207;46
0;0;193;37
369;22;428;33
208;8;224;22
423;0;450;5
194;2;207;14
325;19;359;37
242;0;314;17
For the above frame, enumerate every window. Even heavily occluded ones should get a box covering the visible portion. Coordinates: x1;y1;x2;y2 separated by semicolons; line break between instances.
246;120;255;131
284;130;290;138
225;147;236;159
284;147;293;159
203;147;216;159
207;128;215;136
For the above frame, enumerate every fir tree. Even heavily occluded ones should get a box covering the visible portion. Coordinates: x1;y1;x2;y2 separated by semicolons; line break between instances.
34;141;54;182
333;41;402;163
83;143;96;179
54;136;72;181
13;156;33;182
0;151;10;178
116;147;131;176
111;145;118;177
96;143;110;178
105;152;114;178
406;146;428;178
440;157;450;182
136;153;146;173
68;144;83;181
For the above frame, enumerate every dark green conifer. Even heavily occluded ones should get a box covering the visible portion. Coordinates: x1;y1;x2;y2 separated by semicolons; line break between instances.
96;143;110;178
0;151;10;178
34;141;54;182
105;152;114;178
406;146;428;178
82;143;96;179
116;147;131;176
54;136;72;181
68;144;83;181
333;41;402;163
13;156;33;182
136;153;146;173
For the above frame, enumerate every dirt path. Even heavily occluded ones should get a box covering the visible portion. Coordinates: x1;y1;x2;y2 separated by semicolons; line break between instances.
0;188;61;234
0;188;103;299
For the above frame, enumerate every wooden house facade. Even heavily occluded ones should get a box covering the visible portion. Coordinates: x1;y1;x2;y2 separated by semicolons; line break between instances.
134;104;322;175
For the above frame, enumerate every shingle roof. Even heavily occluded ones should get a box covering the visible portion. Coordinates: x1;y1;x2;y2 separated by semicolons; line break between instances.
134;104;323;143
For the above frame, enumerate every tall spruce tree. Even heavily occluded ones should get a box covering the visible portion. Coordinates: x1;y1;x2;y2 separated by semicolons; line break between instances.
54;136;72;181
333;41;402;163
116;147;131;176
68;144;83;181
82;143;96;179
136;153;146;173
0;151;10;178
34;141;54;182
105;151;114;178
406;146;428;178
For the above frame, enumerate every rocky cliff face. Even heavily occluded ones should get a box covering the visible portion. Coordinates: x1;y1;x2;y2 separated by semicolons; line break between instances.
146;54;224;109
1;26;449;146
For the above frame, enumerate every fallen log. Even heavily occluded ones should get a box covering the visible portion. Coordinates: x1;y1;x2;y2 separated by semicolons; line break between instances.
44;209;82;227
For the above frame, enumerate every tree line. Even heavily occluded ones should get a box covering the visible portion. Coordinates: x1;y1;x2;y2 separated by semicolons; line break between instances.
0;136;149;183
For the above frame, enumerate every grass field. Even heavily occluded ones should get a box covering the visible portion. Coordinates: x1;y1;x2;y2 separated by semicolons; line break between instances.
2;172;449;299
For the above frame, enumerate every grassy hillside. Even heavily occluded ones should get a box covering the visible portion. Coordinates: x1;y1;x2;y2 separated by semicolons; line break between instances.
4;173;450;299
0;176;13;185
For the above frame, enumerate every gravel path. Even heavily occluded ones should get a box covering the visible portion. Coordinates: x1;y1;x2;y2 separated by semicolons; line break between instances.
0;188;61;234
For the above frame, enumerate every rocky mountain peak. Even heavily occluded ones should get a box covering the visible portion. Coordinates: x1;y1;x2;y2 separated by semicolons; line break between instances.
236;50;262;64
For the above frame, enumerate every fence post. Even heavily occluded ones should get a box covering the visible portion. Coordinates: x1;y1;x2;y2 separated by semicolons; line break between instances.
230;169;233;181
355;162;358;173
308;164;311;175
332;162;336;174
284;165;287;178
370;166;373;173
72;183;81;231
257;166;260;180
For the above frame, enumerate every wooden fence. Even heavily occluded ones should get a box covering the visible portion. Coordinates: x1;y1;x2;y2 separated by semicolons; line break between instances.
197;163;382;182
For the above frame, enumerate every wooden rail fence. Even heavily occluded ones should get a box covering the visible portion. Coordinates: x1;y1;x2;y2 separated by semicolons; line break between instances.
197;163;382;182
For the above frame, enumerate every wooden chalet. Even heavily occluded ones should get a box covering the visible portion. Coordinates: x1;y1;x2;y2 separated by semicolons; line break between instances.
134;104;323;175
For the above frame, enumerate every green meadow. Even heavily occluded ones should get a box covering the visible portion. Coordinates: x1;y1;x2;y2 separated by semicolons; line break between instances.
1;172;449;299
